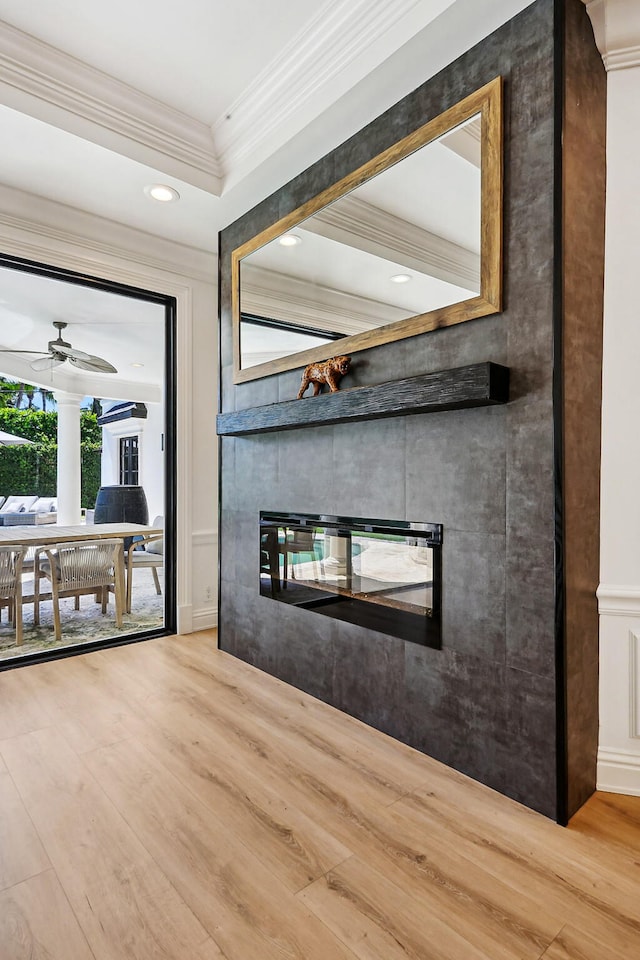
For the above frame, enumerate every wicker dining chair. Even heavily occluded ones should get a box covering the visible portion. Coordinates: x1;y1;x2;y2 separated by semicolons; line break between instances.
40;539;125;642
0;545;27;645
125;515;163;613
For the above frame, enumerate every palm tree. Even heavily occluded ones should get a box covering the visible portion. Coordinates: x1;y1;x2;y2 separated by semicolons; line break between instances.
0;377;20;407
39;387;55;411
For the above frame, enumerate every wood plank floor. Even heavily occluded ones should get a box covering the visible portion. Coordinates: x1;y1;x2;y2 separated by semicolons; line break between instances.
1;630;639;960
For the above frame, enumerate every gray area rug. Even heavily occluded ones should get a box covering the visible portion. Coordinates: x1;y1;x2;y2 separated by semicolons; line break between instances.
0;567;164;662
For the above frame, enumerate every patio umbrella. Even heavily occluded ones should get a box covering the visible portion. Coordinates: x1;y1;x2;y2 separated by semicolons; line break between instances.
0;429;34;446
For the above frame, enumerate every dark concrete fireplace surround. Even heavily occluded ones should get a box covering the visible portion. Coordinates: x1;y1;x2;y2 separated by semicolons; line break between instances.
217;0;606;822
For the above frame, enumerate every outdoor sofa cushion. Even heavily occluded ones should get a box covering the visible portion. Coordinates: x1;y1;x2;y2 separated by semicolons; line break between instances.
0;495;38;514
31;497;57;513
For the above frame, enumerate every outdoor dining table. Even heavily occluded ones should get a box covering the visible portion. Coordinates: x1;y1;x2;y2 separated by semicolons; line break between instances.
0;522;163;620
0;522;162;548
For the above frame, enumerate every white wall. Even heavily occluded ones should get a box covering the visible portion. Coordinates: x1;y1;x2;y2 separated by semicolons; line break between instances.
587;0;640;794
100;404;165;523
0;183;218;634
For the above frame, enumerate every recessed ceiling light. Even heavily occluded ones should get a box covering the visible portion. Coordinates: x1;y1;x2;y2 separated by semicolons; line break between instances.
130;362;145;368
144;184;180;203
390;274;411;283
279;234;302;247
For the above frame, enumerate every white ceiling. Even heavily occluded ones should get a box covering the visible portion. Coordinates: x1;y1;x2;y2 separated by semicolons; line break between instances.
0;0;535;395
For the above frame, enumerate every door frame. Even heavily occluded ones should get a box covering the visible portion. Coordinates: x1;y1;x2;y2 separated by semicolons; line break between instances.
0;250;184;667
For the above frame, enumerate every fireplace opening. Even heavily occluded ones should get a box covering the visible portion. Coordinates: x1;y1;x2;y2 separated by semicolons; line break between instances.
260;512;442;647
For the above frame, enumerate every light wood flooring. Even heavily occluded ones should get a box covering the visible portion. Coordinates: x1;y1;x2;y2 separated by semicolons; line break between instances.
1;629;639;960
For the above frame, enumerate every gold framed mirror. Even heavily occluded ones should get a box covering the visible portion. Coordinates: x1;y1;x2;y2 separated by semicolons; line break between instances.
232;77;503;384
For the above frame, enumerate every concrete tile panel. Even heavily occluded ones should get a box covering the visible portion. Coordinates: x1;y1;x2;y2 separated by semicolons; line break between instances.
330;417;407;521
505;532;556;678
332;619;406;740
502;666;557;819
406;406;506;535
403;645;508;796
441;531;506;662
276;426;335;515
274;603;335;704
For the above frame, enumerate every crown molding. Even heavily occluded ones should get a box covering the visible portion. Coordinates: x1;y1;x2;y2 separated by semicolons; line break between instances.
0;19;222;192
242;265;407;334
601;44;640;71
0;184;216;285
586;0;640;71
211;0;455;182
440;117;481;167
308;196;480;290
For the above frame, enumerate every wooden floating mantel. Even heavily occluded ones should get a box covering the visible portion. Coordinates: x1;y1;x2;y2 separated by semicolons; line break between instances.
216;361;510;437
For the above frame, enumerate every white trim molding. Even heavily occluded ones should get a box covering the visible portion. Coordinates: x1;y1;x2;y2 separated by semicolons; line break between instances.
601;44;640;71
586;0;640;71
597;583;640;616
309;196;480;290
0;20;221;192
242;265;407;336
598;585;640;796
629;630;640;739
212;0;456;184
193;530;218;547
190;529;218;633
191;607;219;632
597;748;640;796
0;23;222;196
0;185;216;284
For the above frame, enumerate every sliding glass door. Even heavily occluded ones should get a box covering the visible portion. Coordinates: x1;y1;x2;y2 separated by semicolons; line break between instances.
0;253;176;666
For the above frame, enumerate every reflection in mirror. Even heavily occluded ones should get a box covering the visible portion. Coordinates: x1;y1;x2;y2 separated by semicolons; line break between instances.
240;315;341;369
232;78;502;383
241;115;481;368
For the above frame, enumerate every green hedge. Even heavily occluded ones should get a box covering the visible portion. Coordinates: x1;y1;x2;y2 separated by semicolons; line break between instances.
0;407;103;509
81;443;102;508
0;443;102;509
0;408;101;444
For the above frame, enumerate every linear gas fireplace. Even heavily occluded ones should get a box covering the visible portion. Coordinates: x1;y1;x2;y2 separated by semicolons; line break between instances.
260;512;442;647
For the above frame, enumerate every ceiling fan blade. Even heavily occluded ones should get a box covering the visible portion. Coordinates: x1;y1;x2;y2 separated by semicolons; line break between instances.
0;349;50;355
30;356;65;372
51;343;93;361
69;355;118;374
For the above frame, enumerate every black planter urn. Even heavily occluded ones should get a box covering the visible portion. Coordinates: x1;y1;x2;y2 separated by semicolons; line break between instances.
94;485;149;548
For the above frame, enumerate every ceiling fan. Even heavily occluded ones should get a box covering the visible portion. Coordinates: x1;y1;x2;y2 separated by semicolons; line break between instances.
0;321;117;374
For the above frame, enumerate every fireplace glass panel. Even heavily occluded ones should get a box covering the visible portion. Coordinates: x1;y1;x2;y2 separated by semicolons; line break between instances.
260;512;442;647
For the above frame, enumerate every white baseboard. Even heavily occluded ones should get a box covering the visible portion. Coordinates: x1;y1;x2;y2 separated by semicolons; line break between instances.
597;747;640;796
191;606;218;632
176;603;193;636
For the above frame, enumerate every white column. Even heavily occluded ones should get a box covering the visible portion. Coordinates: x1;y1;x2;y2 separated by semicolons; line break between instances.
587;0;640;795
54;391;83;525
323;536;349;580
